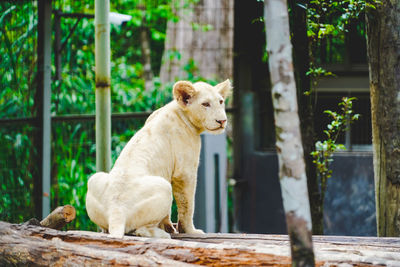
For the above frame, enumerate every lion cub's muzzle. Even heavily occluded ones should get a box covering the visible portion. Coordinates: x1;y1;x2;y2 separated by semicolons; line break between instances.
208;119;227;132
216;119;227;128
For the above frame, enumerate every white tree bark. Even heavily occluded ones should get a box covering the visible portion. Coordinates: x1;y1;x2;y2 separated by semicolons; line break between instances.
264;0;315;266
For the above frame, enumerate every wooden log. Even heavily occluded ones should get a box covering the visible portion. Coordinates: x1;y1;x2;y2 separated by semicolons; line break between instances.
39;205;76;230
0;222;290;266
0;221;192;266
1;221;400;266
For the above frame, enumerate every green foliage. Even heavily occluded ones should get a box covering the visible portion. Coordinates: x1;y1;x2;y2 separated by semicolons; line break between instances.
191;22;214;32
307;0;380;40
0;125;36;222
306;0;381;81
51;0;200;116
304;1;373;200
306;67;334;78
0;1;38;223
51;122;96;230
0;2;37;118
311;97;360;204
304;66;335;95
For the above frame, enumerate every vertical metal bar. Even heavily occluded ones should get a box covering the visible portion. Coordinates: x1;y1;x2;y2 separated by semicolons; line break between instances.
54;10;61;113
37;0;52;219
213;154;221;231
54;10;61;81
95;0;111;172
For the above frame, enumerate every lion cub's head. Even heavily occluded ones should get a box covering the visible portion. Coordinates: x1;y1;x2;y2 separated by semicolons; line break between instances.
173;79;232;134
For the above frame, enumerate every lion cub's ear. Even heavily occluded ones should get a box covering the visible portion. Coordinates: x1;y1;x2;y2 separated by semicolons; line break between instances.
173;81;197;107
215;79;233;100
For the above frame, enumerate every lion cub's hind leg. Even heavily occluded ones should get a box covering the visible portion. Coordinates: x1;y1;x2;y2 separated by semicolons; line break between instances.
86;172;110;231
159;215;177;234
128;176;173;239
136;225;171;239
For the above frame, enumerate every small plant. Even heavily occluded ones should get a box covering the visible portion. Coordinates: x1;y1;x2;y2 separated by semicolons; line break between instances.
311;97;360;208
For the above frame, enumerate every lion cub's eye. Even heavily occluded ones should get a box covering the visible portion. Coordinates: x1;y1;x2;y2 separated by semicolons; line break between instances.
202;102;211;107
219;100;224;105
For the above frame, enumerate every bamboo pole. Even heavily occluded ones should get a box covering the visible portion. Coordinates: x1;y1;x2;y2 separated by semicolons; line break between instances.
95;0;111;172
264;0;315;266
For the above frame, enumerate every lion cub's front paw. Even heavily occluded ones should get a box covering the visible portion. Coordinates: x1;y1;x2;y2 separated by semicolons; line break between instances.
177;221;205;234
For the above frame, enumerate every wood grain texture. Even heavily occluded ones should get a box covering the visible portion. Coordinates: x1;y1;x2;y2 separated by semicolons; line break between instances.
1;221;400;266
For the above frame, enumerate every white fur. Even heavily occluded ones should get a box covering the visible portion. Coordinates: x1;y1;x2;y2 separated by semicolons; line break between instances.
86;80;232;238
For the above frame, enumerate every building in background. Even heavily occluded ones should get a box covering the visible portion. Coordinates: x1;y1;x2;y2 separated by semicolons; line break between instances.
232;0;375;236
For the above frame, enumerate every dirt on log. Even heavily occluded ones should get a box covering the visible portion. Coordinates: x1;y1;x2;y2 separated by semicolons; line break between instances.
1;221;399;266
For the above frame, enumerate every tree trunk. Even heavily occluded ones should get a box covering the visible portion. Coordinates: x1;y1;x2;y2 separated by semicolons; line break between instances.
1;221;400;266
288;0;322;235
138;4;154;91
366;0;400;237
140;25;154;91
159;0;233;83
264;0;315;266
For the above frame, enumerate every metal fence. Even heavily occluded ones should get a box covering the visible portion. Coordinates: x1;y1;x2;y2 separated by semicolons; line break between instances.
0;114;148;229
0;123;36;222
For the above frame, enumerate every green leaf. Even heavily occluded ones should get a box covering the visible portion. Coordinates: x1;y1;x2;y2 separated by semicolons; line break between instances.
336;144;347;151
201;24;213;32
296;3;307;9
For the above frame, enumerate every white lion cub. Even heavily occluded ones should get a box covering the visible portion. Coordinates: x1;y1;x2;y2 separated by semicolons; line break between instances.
86;79;232;238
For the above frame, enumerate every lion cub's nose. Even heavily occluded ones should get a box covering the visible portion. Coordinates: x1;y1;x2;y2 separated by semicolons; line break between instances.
216;119;227;126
